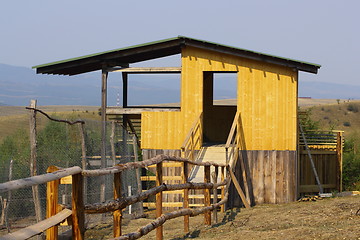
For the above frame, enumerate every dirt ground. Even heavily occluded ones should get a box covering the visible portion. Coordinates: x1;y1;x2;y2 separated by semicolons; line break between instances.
85;195;360;240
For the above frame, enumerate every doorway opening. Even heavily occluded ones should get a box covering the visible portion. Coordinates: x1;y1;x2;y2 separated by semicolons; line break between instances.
203;72;237;144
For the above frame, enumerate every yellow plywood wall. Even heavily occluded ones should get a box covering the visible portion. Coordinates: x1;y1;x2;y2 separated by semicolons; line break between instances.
141;46;298;151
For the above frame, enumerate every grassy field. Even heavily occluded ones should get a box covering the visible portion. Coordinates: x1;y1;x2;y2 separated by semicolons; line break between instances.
0;106;100;142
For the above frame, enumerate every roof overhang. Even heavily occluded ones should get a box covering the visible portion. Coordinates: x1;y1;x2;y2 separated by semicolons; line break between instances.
33;36;320;76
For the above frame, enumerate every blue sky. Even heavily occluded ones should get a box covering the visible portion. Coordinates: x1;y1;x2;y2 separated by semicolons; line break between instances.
1;0;360;87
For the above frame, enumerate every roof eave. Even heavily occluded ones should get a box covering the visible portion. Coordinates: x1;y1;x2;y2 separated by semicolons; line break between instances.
184;40;320;74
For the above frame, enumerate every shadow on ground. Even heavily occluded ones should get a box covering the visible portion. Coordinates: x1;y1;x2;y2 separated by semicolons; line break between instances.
170;208;241;239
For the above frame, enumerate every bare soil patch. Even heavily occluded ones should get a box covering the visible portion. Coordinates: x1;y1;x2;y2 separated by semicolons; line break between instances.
85;195;360;239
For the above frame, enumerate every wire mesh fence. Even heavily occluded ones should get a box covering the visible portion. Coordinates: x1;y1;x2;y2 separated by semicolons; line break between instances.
0;109;142;236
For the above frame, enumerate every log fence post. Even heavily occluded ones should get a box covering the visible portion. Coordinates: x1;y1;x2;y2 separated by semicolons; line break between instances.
182;162;189;232
29;99;43;224
71;173;84;240
204;165;211;225
212;166;218;224
113;172;122;237
46;166;60;240
156;162;163;240
220;166;225;212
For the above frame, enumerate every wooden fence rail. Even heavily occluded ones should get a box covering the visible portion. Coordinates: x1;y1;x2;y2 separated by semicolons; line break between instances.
0;166;83;240
0;166;82;193
0;155;234;240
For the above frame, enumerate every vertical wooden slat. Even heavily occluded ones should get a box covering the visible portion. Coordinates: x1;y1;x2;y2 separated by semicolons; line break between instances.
182;162;189;232
113;172;122;237
46;166;60;240
264;151;271;203
220;166;225;212
270;151;277;203
156;162;163;240
71;173;84;240
204;166;211;225
275;151;283;203
257;151;264;204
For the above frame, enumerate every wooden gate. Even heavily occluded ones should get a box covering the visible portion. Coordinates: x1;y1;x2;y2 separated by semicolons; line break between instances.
298;131;343;194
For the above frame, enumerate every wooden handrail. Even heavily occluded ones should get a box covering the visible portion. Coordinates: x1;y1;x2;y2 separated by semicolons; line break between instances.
0;166;82;193
82;154;226;177
225;111;240;149
181;112;203;150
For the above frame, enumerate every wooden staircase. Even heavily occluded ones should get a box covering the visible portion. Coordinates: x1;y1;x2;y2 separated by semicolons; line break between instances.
189;145;227;182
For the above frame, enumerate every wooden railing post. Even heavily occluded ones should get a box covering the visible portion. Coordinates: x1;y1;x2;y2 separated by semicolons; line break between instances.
46;166;60;240
336;131;343;192
182;162;189;232
156;162;163;240
71;173;84;240
113;172;122;237
220;166;225;212
204;165;211;225
212;167;218;224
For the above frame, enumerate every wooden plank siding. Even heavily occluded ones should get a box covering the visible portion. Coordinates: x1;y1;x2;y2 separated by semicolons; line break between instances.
229;150;297;206
298;150;339;193
141;46;298;151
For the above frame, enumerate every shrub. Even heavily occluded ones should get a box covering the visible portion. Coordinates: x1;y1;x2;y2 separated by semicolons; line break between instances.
347;104;359;113
343;121;351;127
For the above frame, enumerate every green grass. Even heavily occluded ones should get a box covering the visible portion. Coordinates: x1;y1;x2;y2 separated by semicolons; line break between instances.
0;106;101;142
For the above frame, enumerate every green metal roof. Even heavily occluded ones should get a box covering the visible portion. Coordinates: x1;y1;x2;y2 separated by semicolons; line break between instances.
33;36;321;75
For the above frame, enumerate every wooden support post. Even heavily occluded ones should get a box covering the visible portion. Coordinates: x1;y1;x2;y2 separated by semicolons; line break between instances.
204;166;211;225
122;72;128;108
29;99;43;224
132;134;144;216
228;166;250;208
71;173;84;240
46;166;60;240
156;162;163;240
79;123;87;204
5;160;13;233
113;172;122;237
182;162;189;232
110;121;117;166
212;167;218;224
100;69;108;205
336;132;343;192
220;166;225;212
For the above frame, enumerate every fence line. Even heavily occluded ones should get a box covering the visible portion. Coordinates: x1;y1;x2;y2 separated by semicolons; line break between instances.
0;154;232;240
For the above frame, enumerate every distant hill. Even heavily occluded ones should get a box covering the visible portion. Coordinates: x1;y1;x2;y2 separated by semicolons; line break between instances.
1;63;360;106
300;100;360;137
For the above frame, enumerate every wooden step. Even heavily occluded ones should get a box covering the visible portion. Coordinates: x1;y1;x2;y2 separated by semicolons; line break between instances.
190;146;227;183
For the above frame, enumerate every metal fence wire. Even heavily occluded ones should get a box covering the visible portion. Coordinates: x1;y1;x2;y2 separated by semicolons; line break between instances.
0;113;142;236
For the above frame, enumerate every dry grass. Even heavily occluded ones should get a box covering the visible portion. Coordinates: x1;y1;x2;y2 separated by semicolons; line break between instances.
85;195;360;240
300;100;360;137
